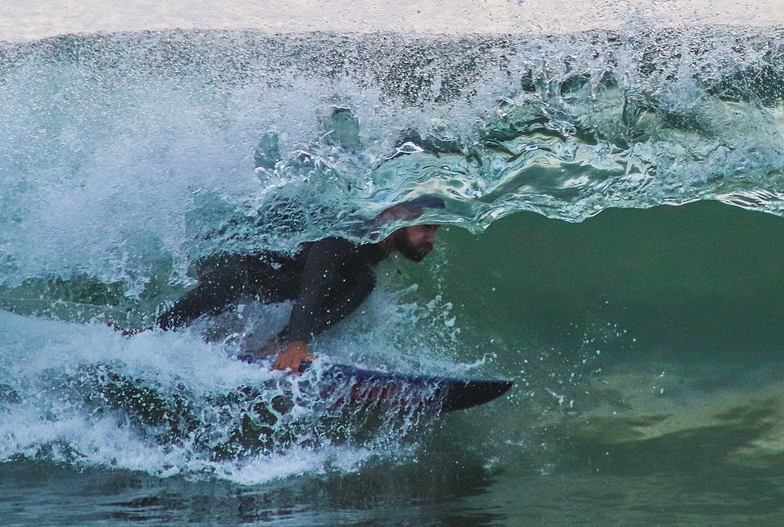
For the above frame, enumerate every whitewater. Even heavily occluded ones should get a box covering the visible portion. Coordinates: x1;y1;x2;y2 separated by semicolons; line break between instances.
2;1;784;525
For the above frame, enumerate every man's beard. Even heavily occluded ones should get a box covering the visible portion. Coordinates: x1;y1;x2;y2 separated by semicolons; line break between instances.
394;231;432;262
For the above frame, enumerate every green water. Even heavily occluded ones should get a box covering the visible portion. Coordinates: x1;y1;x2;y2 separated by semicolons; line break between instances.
421;200;784;361
5;200;784;525
2;21;784;526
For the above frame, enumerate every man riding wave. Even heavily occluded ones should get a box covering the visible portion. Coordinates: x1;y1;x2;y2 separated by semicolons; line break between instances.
157;196;445;372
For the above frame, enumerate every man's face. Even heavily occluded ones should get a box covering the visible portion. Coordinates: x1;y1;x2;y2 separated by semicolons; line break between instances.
394;224;438;262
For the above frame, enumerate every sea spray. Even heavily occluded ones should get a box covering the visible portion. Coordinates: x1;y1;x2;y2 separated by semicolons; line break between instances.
1;28;783;292
1;26;784;486
0;309;446;482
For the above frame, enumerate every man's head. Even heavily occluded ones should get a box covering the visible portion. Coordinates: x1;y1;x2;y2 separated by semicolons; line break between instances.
387;224;438;262
375;195;445;261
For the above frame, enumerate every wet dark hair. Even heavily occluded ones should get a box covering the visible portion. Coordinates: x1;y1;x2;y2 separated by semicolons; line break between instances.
366;194;446;240
396;195;446;215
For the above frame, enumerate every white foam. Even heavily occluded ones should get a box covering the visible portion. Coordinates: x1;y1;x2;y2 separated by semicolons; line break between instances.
1;0;780;42
0;309;435;482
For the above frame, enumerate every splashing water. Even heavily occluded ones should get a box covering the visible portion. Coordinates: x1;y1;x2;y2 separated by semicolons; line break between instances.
1;26;784;484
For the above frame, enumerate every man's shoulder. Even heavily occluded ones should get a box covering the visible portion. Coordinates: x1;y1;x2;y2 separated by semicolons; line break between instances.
307;236;361;250
306;236;386;263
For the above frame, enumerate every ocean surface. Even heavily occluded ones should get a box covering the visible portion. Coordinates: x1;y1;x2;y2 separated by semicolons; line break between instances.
2;7;784;525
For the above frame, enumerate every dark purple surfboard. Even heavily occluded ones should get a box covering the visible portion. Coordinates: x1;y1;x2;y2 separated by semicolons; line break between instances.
238;355;513;412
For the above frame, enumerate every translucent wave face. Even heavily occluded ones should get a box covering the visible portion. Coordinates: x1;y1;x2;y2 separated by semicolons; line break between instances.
1;29;783;293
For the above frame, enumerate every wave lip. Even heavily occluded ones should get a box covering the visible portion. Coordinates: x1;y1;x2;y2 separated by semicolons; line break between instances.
0;27;783;295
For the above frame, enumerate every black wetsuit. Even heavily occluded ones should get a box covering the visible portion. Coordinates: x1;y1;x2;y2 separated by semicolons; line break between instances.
156;237;388;341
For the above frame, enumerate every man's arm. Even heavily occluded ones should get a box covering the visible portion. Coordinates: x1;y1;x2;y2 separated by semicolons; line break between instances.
272;238;376;371
286;237;355;342
157;281;243;329
157;256;249;329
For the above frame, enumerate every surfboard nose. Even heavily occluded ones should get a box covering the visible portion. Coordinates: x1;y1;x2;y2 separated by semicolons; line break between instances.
439;379;514;412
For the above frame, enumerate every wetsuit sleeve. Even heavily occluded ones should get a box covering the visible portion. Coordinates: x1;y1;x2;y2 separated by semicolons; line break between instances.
156;256;249;329
156;283;241;329
285;237;375;341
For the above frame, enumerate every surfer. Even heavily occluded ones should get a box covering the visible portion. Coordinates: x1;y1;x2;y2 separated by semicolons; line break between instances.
156;196;444;372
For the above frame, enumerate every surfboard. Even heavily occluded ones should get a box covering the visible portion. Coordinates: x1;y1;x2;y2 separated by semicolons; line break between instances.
237;354;513;412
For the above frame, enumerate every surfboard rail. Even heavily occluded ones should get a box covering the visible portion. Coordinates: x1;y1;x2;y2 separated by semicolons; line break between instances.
238;355;513;412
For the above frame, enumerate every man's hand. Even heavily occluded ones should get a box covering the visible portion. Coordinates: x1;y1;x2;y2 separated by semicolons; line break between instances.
272;340;313;372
